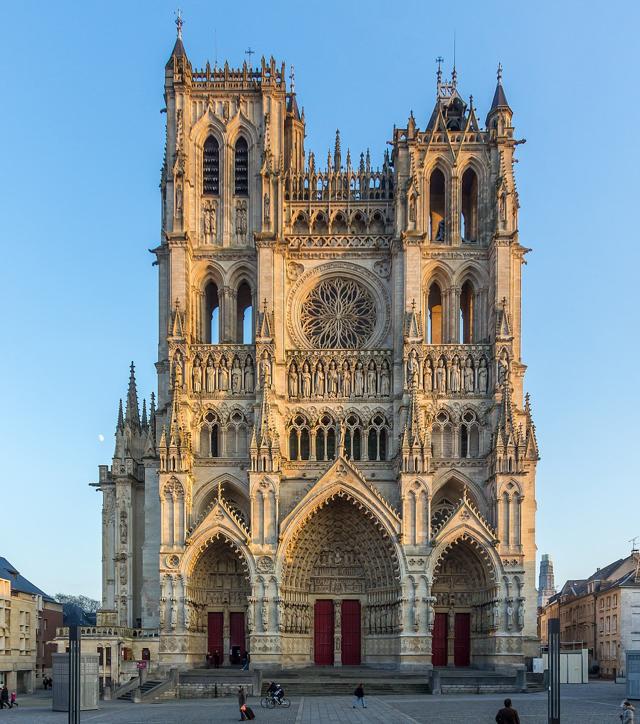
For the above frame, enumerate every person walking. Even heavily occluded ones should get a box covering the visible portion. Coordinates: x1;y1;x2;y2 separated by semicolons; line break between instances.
213;649;220;668
622;700;636;724
0;686;9;709
242;650;250;671
496;698;520;724
353;683;366;708
9;691;17;708
238;686;247;721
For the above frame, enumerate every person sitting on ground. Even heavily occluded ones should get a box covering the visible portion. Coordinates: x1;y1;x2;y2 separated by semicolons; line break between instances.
496;698;520;724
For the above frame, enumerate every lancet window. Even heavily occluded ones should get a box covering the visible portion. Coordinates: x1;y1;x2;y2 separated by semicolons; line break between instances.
427;282;443;344
315;414;336;462
204;281;220;344
236;281;253;344
234;137;248;196
459;280;474;344
203;136;220;195
429;168;446;242
200;411;220;458
367;414;389;461
343;414;362;461
289;415;311;461
431;410;453;458
461;168;478;242
460;410;480;458
227;410;248;457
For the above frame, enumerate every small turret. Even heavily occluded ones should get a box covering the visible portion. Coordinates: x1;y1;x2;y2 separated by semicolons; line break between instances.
486;63;513;132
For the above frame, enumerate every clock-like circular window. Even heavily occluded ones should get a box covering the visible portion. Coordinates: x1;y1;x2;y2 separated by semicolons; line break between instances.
300;277;377;349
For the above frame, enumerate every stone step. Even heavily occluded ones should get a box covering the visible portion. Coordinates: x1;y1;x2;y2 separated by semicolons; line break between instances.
118;680;164;701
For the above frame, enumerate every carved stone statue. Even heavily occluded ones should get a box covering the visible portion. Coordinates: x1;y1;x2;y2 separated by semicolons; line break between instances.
380;360;390;396
498;351;509;384
219;358;229;391
327;361;338;397
260;351;272;389
407;351;419;389
244;359;254;392
354;362;364;396
246;600;254;633
206;358;216;392
492;600;501;629
261;597;269;632
235;199;248;241
341;361;352;397
159;599;165;628
506;600;514;631
367;360;377;396
174;357;183;389
203;201;216;243
120;511;128;544
314;362;325;397
170;599;178;630
516;598;525;630
478;358;488;393
423;359;433;392
450;356;461;393
464;357;475;392
302;362;312;397
288;362;299;397
231;358;242;393
192;358;202;393
175;182;183;217
436;358;446;392
263;192;270;223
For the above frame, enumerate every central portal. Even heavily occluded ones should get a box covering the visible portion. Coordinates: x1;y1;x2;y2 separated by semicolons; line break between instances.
313;599;362;665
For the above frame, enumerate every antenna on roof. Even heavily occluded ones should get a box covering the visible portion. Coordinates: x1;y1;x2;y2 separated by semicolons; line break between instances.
630;536;639;553
214;28;218;68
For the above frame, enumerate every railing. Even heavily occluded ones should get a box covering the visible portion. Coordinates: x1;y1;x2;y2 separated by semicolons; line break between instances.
286;234;391;249
189;344;255;396
56;626;159;639
285;169;394;202
285;349;393;401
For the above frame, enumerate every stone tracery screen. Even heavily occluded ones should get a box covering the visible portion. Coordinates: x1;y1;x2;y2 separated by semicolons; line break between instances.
300;277;377;349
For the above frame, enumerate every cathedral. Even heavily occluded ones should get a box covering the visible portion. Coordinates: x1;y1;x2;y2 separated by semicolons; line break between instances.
95;20;540;674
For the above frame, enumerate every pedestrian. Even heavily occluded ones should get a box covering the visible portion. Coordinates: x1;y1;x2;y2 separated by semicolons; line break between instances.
353;682;366;708
242;650;250;671
496;697;520;724
206;651;212;669
0;686;9;709
238;686;247;721
622;700;636;724
213;649;220;668
9;691;17;708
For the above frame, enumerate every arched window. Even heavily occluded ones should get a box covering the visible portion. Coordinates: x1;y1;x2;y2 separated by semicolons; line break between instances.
204;281;220;344
293;213;308;234
312;212;328;234
431;411;453;458
352;212;366;234
460;410;480;459
461;168;478;242
427;282;443;344
429;168;446;242
369;211;385;234
236;281;253;344
332;213;348;234
200;411;219;458
367;414;389;461
344;414;362;461
315;414;336;462
228;411;247;457
459;280;474;343
289;415;310;461
203;136;220;195
234;137;248;196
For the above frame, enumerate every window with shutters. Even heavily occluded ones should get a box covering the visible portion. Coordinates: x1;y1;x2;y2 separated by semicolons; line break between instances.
203;136;220;195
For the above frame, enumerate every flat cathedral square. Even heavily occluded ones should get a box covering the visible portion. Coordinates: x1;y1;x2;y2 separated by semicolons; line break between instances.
94;26;540;676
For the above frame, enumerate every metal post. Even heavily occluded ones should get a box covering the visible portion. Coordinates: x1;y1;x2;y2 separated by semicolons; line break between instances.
548;618;560;724
68;625;81;724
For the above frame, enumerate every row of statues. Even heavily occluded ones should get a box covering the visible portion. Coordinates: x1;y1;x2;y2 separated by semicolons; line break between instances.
201;199;249;245
288;358;392;399
406;352;496;394
189;355;255;394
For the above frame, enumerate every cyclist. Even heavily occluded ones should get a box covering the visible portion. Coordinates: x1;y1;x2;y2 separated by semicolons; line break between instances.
267;680;284;704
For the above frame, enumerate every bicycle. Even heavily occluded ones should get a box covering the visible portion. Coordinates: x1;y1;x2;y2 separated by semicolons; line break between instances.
260;693;291;709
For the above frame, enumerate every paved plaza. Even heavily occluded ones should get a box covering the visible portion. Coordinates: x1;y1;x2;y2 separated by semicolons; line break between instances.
2;682;632;723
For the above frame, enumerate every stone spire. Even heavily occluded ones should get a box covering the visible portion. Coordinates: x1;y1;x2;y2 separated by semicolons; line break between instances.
116;398;124;433
166;10;190;69
486;63;513;128
125;362;140;430
334;129;342;170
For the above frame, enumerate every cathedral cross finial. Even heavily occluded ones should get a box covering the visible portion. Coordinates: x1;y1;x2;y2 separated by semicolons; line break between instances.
497;62;503;83
289;64;295;94
245;47;255;67
175;8;183;40
436;56;444;84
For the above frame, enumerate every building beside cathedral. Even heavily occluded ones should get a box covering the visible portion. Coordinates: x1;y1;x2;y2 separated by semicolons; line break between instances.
89;22;540;678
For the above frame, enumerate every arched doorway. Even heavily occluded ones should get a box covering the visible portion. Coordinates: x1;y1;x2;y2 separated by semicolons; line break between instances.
431;537;497;667
187;536;251;667
281;495;401;666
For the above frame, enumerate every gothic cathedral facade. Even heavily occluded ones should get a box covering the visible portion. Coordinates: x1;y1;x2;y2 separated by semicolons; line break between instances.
97;28;540;672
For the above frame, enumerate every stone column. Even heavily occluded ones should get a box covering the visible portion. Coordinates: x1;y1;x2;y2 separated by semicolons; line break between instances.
334;599;342;667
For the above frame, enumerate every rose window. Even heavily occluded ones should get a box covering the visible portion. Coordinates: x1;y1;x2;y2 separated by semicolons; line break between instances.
300;277;376;349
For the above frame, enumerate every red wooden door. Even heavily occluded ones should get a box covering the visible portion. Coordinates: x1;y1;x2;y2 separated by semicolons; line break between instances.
230;612;245;664
208;612;224;664
341;600;361;665
454;613;471;666
314;600;334;665
432;612;448;666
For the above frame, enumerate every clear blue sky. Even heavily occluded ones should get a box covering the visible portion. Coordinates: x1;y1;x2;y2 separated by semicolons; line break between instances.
2;0;638;600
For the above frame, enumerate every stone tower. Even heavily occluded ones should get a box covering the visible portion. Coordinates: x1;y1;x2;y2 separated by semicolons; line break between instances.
95;25;539;673
538;554;555;609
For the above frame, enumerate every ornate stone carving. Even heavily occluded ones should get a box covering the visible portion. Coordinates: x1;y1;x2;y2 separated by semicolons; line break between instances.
300;277;376;349
256;556;274;573
287;261;304;281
